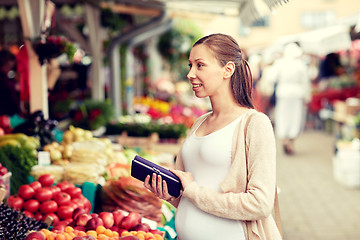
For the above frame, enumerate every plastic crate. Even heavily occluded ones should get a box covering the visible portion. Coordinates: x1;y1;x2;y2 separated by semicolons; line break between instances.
0;172;12;199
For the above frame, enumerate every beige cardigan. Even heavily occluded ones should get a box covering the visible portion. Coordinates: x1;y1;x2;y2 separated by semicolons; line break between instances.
173;109;282;240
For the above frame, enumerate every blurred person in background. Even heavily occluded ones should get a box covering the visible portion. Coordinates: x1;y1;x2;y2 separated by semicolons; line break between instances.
319;52;344;80
0;49;21;116
271;43;311;155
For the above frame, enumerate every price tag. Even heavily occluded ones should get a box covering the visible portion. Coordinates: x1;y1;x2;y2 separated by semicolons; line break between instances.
37;151;51;166
161;203;174;222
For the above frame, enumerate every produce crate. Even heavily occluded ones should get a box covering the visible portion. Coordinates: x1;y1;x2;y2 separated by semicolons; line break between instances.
117;132;159;149
0;172;11;199
333;148;360;188
333;99;360;123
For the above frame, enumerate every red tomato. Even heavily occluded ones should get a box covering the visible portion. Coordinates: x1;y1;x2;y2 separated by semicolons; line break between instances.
70;199;82;209
78;196;92;213
6;195;24;210
56;181;74;191
23;210;34;218
23;199;40;213
39;200;58;214
0;116;10;128
34;211;44;221
38;174;54;187
49;186;61;194
0;166;8;176
29;181;42;191
64;187;82;199
53;192;71;206
18;185;35;200
44;213;60;226
57;205;75;220
34;188;53;202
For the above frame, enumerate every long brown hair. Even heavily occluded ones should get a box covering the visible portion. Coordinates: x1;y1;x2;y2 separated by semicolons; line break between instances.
193;33;254;108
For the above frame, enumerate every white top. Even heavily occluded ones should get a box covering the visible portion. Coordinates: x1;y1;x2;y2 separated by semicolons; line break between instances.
271;56;311;101
175;114;246;240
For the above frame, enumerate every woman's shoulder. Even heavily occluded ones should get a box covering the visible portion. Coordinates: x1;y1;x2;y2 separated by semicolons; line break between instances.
244;109;273;128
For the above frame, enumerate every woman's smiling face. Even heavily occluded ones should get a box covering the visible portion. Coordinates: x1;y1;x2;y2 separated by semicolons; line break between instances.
187;44;226;98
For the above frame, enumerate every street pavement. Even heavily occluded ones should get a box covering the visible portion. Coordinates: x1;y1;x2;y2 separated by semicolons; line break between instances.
276;130;360;240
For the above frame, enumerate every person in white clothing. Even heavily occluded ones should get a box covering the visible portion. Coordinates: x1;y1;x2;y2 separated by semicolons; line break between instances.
144;34;281;240
271;43;311;155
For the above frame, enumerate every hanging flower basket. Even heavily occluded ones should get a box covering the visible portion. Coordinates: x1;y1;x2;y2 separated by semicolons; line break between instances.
70;100;115;131
31;35;76;65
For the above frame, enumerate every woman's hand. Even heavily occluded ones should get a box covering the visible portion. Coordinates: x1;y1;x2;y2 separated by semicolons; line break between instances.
144;173;174;201
171;170;194;189
144;170;195;201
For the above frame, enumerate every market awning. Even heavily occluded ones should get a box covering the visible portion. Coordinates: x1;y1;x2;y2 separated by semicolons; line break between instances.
298;24;352;56
1;0;290;26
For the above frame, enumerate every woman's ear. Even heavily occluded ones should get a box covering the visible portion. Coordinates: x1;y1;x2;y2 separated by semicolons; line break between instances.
224;61;235;79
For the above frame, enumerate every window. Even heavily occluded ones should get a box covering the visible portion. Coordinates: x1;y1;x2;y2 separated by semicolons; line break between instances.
301;11;336;29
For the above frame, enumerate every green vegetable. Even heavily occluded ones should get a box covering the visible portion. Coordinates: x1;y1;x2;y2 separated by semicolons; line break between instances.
0;145;38;195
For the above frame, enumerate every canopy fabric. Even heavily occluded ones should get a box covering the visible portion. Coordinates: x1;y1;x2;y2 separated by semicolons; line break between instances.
299;24;352;56
1;0;291;26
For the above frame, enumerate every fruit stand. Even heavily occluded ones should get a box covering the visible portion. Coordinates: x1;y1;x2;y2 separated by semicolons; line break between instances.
0;121;179;240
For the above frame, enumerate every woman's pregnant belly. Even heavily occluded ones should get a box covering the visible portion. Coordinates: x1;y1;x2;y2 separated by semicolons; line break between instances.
175;198;245;240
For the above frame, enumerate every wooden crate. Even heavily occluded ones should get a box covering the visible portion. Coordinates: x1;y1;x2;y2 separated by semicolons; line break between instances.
117;132;159;149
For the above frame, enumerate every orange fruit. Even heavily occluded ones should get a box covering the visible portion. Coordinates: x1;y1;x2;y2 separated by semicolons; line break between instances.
86;230;98;238
112;231;119;237
121;231;131;237
154;234;163;240
96;225;106;235
41;229;51;237
62;232;72;240
55;234;66;240
136;232;145;240
77;231;87;237
103;229;113;237
97;233;109;240
46;234;55;240
64;226;74;233
145;232;154;238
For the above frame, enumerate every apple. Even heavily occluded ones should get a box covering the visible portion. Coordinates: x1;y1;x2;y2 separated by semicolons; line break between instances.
56;220;70;227
98;212;114;228
150;229;164;237
64;218;74;226
74;225;86;232
73;208;86;220
110;226;120;232
51;224;65;233
85;217;104;231
75;213;92;227
82;236;96;240
120;212;141;230
25;231;45;240
112;210;125;226
119;236;140;240
90;213;98;218
131;223;150;232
